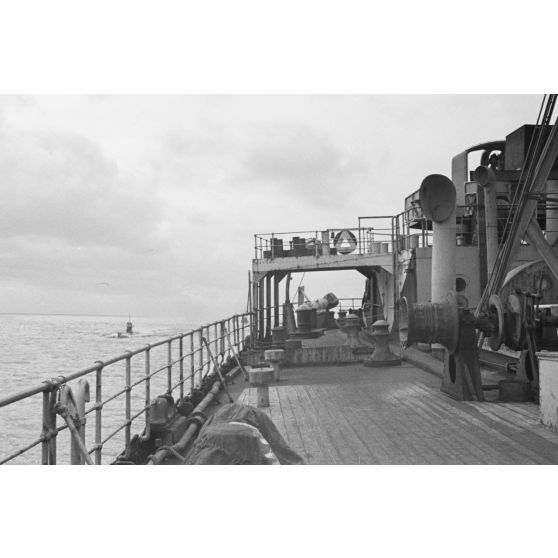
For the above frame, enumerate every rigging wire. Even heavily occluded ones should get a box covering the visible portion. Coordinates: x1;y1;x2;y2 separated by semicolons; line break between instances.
476;94;557;317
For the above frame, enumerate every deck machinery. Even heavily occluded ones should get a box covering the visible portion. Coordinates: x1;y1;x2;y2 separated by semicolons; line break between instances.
400;97;558;401
253;97;558;402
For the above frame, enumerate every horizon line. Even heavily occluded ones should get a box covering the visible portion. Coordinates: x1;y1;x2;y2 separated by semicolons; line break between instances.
0;312;186;319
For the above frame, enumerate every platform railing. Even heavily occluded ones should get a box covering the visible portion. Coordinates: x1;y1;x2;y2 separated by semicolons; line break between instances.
336;298;364;312
0;312;253;465
254;221;394;260
393;204;480;250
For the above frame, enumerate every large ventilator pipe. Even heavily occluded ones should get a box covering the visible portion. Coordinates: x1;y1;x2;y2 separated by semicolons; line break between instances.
546;180;558;246
419;175;457;302
475;166;499;277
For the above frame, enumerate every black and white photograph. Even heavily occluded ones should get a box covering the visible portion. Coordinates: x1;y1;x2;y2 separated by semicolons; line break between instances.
1;2;557;557
3;93;558;467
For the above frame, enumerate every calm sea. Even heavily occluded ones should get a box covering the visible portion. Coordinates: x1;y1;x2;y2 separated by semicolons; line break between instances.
0;314;198;465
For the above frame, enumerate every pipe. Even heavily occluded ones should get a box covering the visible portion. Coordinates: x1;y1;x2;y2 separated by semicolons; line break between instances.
475;166;499;278
419;175;457;303
147;380;221;465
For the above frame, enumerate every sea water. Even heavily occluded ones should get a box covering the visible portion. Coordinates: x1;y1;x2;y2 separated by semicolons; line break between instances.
0;314;199;465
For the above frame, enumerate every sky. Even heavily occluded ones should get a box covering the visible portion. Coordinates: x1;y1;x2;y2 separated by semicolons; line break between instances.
0;94;542;321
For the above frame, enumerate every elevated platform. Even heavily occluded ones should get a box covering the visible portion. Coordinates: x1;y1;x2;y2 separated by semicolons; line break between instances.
253;252;393;276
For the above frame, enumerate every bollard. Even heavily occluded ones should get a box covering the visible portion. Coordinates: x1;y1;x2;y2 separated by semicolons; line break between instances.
289;307;324;339
338;314;373;355
363;320;401;367
264;349;285;381
248;366;274;408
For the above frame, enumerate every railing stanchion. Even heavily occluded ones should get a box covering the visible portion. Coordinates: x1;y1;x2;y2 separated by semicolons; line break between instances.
41;391;49;465
125;353;132;448
190;333;195;393
41;389;57;465
179;336;184;400
145;348;151;434
2;311;262;464
198;329;204;386
95;363;103;465
214;322;218;359
48;390;57;465
167;341;172;395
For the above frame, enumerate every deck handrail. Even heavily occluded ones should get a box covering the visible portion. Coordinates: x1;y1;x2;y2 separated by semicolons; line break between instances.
0;311;254;465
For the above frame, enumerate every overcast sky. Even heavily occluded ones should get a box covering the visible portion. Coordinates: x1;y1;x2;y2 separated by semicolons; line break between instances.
0;95;541;321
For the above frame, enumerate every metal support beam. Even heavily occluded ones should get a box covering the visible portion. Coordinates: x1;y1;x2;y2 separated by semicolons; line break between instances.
273;274;280;327
506;123;558;268
525;217;558;282
265;274;272;340
258;277;265;341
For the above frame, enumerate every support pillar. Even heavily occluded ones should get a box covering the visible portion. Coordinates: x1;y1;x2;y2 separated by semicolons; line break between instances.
476;166;499;279
258;276;265;341
484;183;499;279
274;274;280;327
265;274;272;341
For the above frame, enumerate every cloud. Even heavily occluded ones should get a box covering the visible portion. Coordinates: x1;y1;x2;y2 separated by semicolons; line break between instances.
0;123;166;253
0;94;542;320
241;126;369;207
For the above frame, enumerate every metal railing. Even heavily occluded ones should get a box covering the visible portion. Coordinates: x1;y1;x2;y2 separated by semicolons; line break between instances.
0;312;253;465
336;298;364;312
254;219;395;260
393;204;479;250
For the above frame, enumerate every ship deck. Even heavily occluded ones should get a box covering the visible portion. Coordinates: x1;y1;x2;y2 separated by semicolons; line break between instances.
236;340;558;465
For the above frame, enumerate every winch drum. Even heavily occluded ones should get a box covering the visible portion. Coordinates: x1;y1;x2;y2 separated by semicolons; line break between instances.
399;292;459;354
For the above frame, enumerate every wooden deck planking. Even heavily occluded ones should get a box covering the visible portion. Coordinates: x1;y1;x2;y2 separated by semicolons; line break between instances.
411;388;535;464
344;384;414;464
294;384;347;464
275;386;307;457
289;385;333;464
283;386;327;464
382;388;454;464
408;384;549;464
331;389;391;464
233;361;558;465
405;383;519;464
300;384;353;464
408;392;500;464
305;384;370;464
310;383;380;465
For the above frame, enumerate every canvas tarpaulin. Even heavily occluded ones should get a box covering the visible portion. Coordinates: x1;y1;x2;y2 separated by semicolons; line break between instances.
183;403;304;465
